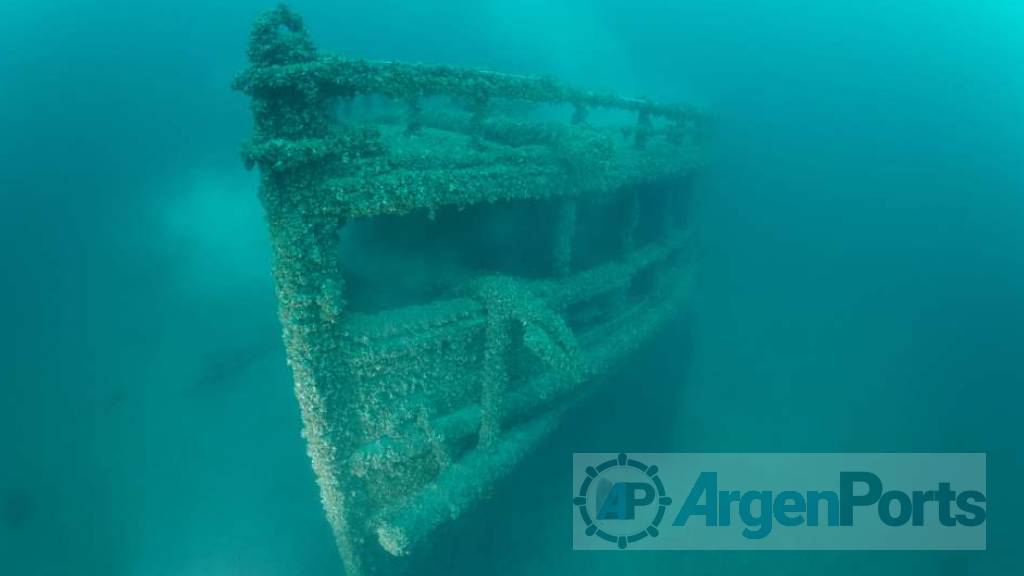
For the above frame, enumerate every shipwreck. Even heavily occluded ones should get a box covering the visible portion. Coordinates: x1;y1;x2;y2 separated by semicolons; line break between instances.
233;6;707;574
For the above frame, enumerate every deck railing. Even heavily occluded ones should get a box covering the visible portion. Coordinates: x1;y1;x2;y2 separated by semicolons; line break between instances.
234;5;706;574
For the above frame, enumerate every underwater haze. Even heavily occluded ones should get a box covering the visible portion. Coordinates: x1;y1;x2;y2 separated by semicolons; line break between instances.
2;0;1022;574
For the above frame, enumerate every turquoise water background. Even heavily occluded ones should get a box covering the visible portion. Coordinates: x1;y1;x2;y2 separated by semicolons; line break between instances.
1;1;1022;574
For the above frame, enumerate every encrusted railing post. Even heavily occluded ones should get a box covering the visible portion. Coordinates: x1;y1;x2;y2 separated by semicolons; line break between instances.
413;396;452;470
475;278;512;448
478;314;511;447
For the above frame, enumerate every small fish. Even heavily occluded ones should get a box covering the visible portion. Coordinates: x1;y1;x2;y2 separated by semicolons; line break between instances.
102;386;128;414
185;340;277;396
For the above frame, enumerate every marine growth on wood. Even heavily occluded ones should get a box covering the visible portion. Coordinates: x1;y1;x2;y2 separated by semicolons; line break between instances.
234;5;708;574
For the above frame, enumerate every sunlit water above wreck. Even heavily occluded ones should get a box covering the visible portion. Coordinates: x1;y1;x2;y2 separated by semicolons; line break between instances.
2;1;1022;574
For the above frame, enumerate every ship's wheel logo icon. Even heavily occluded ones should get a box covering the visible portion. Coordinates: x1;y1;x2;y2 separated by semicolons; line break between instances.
573;453;671;549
